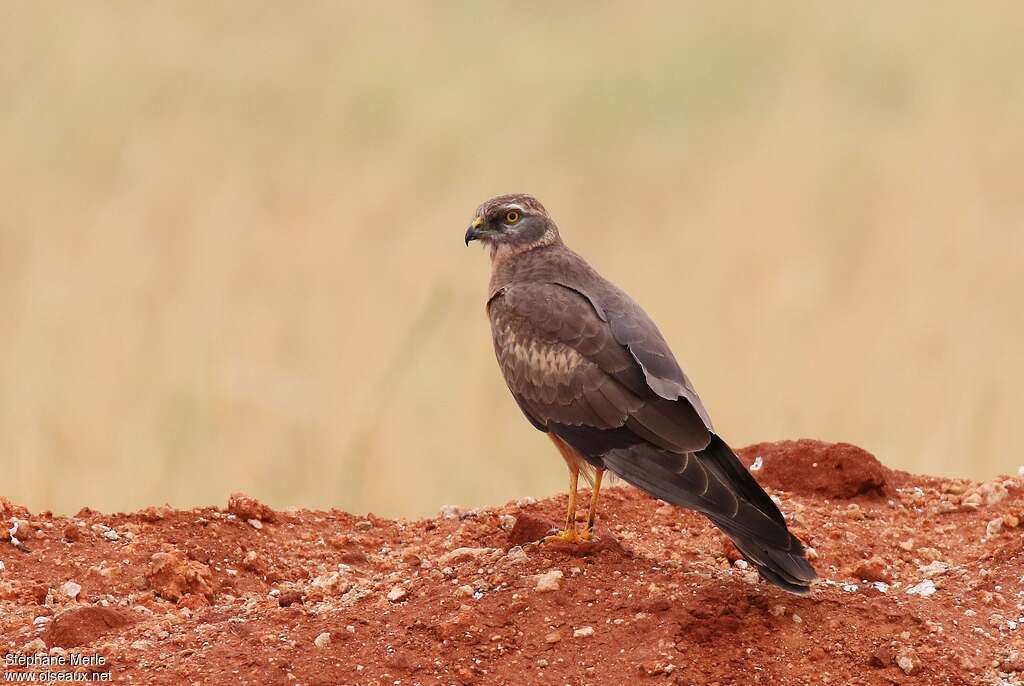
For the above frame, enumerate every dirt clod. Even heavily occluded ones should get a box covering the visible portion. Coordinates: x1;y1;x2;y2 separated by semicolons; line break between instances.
277;590;303;607
144;551;213;602
42;606;133;648
849;556;891;583
226;493;276;523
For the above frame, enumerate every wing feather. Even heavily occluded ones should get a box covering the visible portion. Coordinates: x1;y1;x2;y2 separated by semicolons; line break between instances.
488;283;710;452
549;279;714;428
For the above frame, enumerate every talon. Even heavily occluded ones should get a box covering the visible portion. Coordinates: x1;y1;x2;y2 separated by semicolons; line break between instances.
540;528;584;545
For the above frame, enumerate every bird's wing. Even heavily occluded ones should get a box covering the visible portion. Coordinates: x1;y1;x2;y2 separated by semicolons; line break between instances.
549;278;713;428
488;282;710;453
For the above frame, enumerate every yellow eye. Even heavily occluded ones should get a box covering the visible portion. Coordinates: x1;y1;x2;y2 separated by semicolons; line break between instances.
505;210;521;224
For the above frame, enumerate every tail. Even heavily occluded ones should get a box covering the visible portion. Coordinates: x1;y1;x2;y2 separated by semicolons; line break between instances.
598;432;817;594
697;435;817;594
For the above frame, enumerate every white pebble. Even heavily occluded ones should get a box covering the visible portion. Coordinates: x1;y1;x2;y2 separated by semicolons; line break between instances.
906;580;937;597
573;626;594;638
314;632;331;648
102;530;120;542
60;581;82;599
961;493;982;509
22;638;47;654
247;519;263;530
505;546;528;564
749;456;763;472
918;561;948;576
896;655;914;674
986;518;1003;537
439;547;502;564
386;586;408;602
534;570;564;593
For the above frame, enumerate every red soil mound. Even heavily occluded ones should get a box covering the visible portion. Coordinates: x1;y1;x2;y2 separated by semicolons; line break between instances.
737;439;891;499
1;440;1023;685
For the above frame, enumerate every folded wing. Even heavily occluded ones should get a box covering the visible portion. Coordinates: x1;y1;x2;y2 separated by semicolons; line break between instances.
487;281;816;593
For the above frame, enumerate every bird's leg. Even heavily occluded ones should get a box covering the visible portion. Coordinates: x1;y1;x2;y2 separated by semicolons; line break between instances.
563;468;579;531
541;467;582;544
581;468;605;540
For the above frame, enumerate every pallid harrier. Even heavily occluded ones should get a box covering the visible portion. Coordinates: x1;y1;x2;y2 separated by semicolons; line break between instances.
465;193;816;594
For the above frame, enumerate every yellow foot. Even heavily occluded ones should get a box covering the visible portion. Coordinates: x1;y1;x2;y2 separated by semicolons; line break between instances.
540;527;595;545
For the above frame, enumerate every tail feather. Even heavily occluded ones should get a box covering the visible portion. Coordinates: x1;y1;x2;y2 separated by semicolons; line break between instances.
589;431;817;594
698;435;818;592
706;513;817;594
697;434;786;527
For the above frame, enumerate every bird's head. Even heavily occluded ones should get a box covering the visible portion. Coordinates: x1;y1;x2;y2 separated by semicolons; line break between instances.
464;194;559;255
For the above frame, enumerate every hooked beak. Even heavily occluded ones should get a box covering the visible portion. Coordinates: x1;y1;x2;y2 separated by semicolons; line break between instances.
464;216;484;246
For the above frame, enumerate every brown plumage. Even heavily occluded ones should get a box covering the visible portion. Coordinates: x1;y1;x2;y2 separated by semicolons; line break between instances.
465;193;817;594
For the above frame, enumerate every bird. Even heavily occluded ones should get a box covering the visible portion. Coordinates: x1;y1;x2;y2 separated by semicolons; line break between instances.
464;193;817;594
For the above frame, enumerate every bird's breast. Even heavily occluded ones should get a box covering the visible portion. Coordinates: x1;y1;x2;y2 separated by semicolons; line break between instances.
490;314;583;389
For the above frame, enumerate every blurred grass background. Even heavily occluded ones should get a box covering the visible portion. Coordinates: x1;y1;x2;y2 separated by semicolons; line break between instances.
2;3;1022;517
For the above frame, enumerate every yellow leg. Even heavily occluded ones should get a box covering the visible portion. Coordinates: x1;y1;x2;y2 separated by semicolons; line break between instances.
542;468;582;544
564;468;579;530
584;468;605;537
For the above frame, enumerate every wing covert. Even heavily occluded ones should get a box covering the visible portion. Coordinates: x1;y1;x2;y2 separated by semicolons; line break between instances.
487;282;709;453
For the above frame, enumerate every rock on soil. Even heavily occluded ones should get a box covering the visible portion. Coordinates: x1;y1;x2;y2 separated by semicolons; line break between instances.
226;492;276;523
1;439;1023;685
534;569;564;592
144;550;214;602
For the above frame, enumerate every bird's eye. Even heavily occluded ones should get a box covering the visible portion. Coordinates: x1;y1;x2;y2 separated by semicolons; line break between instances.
504;210;521;224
